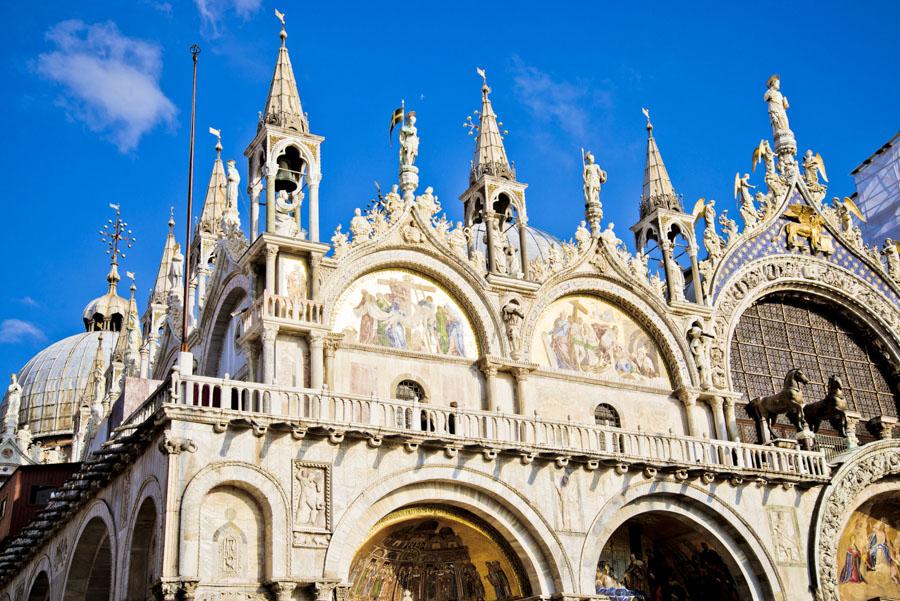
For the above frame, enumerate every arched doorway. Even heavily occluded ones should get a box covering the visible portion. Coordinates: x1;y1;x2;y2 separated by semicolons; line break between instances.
26;571;49;601
126;498;158;601
64;517;112;601
348;505;531;601
835;491;900;600
596;511;747;601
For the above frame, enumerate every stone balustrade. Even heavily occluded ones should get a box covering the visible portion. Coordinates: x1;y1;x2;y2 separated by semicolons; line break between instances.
121;373;830;481
241;291;325;333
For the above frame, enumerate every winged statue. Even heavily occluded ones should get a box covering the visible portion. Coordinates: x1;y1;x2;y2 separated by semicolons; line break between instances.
783;204;833;255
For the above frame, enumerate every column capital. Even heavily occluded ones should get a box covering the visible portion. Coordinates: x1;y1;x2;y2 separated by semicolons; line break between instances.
309;332;327;347
674;387;697;406
262;324;279;342
180;579;200;601
265;244;279;259
266;581;297;601
706;395;724;409
477;356;499;378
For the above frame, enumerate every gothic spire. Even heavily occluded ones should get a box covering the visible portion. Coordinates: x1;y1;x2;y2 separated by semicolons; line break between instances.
150;210;179;305
197;132;228;235
260;10;308;133
639;109;681;217
469;69;514;184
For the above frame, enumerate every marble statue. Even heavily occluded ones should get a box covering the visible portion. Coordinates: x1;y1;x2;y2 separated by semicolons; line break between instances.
223;159;241;230
383;184;403;222
719;210;739;246
168;244;184;295
5;374;21;437
331;224;349;258
487;216;509;275
734;173;758;228
274;190;302;238
30;440;43;463
687;321;714;389
663;245;685;302
349;208;372;242
415;186;440;218
803;150;827;190
44;446;62;464
15;423;32;454
399;111;419;168
448;222;468;259
501;298;525;358
582;150;607;230
575;221;591;252
883;239;900;281
764;75;794;144
599;222;623;252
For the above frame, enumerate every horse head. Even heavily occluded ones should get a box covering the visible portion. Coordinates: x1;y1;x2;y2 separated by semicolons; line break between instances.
828;375;843;391
790;369;809;385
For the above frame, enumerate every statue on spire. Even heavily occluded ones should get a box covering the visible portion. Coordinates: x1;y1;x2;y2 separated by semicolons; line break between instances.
764;75;796;158
582;149;607;235
399;111;419;169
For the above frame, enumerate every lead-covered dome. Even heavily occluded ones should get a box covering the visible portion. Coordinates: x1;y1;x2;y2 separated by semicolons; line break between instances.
8;331;118;440
82;290;129;332
470;222;564;263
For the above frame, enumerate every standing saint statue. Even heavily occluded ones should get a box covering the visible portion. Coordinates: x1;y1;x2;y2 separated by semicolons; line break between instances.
4;374;22;438
582;150;607;232
274;190;302;238
399;111;419;169
765;75;795;151
222;159;241;230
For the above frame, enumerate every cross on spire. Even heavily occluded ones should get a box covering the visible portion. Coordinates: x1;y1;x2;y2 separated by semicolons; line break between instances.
98;204;135;295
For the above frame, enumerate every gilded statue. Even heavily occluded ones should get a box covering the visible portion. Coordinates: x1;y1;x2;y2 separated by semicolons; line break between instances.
782;204;834;255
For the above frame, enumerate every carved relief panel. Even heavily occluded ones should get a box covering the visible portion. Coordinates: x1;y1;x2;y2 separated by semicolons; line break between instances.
767;506;804;566
292;460;332;548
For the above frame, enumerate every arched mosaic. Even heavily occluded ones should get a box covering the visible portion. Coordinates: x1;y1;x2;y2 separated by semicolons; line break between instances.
334;270;478;359
530;295;670;387
836;493;900;600
348;505;528;601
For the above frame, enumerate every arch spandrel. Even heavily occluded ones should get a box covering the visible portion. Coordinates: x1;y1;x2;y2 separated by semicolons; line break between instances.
523;277;691;390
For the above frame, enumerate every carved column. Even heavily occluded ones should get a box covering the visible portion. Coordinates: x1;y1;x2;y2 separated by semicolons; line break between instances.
479;359;498;412
660;240;677;302
677;389;700;437
309;173;321;242
484;211;498;274
324;336;339;390
845;411;861;449
262;325;278;385
249;154;260;241
707;396;728;441
517;216;530;279
265;244;278;293
310;254;322;300
310;333;325;389
512;367;529;415
688;241;705;305
265;164;276;233
722;397;740;442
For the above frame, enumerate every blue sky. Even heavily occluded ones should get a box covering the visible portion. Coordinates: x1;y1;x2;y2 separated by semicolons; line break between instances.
1;0;898;376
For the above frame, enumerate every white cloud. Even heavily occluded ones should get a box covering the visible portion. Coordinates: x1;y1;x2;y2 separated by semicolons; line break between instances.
37;20;176;152
0;320;46;344
195;0;262;37
510;56;611;141
15;297;40;308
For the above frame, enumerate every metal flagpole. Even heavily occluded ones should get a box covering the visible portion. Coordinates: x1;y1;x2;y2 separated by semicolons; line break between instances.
181;44;201;353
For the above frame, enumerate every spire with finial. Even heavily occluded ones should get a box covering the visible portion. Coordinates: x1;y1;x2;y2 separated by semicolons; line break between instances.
99;203;134;295
639;108;681;218
198;128;228;234
260;9;308;133
465;67;514;184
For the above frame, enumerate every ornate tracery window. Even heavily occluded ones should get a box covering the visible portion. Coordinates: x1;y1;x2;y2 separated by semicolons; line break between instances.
730;294;897;442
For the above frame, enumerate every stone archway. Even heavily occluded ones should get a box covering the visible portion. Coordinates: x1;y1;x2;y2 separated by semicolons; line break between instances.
64;516;113;601
125;497;158;601
347;505;531;601
26;571;49;601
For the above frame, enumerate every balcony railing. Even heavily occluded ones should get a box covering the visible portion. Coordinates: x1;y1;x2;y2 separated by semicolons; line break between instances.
242;291;325;333
121;373;830;480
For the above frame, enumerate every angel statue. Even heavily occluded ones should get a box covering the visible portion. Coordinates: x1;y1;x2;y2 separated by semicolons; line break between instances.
399;111;419;169
718;210;739;246
751;139;776;177
832;196;866;235
692;198;723;260
764;75;795;146
734;173;758;228
803;150;828;190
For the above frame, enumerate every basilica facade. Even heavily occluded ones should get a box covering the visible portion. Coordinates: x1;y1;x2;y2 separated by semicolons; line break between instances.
0;16;898;601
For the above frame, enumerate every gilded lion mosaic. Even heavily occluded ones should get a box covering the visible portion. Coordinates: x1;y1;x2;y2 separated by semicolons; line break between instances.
334;270;478;358
531;295;669;386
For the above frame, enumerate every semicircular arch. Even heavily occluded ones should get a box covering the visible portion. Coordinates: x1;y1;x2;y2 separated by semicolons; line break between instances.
323;464;573;596
524;277;691;390
321;249;504;357
178;461;291;580
579;479;784;600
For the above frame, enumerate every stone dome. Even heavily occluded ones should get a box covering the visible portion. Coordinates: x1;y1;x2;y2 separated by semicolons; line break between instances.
470;222;564;264
6;331;118;440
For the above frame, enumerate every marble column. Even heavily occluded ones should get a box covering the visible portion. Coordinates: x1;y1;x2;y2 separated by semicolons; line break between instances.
707;396;728;441
310;254;322;300
722;397;740;442
517;217;530;279
512;367;529;415
265;164;276;233
309;175;321;242
484;211;498;274
262;325;278;385
265;244;278;294
678;390;701;437
310;333;325;389
481;362;498;412
324;336;338;390
688;242;705;305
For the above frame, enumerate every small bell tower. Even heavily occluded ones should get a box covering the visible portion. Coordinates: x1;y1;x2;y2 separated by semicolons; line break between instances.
460;69;530;279
244;9;324;243
630;110;704;305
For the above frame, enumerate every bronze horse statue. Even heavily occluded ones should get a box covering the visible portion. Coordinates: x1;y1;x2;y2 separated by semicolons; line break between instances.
748;368;810;441
803;375;849;437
